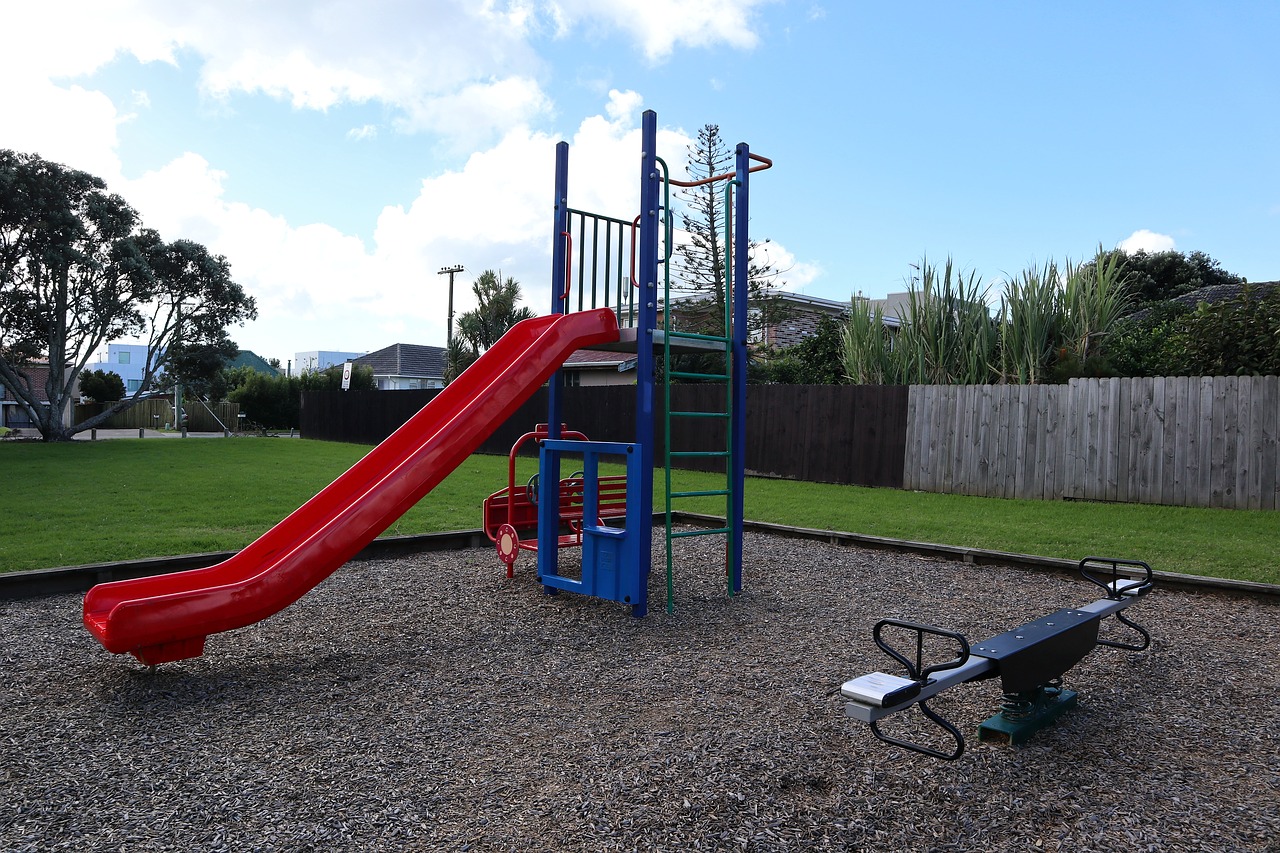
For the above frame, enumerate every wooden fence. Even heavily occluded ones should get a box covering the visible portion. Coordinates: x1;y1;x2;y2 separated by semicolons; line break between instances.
300;384;909;489
301;376;1278;510
73;398;241;432
905;376;1280;510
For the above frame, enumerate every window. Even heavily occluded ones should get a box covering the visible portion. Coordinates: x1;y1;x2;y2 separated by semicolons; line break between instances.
118;351;131;364
564;371;581;388
127;379;142;392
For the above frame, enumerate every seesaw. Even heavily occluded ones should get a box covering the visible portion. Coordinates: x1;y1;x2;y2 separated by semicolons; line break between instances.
841;557;1153;759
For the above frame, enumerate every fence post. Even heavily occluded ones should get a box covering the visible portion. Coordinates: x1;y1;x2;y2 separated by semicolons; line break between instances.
139;428;145;439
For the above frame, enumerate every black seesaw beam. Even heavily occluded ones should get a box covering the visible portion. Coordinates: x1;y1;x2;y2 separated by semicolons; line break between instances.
841;557;1153;759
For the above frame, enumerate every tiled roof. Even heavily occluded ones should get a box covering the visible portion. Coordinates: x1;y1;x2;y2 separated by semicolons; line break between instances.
354;343;447;379
1128;280;1279;320
1170;280;1279;309
563;349;634;367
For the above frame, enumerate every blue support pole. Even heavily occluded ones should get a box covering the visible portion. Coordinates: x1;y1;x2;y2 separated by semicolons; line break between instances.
539;141;571;592
729;143;750;595
629;109;661;617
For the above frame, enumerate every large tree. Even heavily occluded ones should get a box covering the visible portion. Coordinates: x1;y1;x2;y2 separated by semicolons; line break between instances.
0;150;256;440
446;269;535;381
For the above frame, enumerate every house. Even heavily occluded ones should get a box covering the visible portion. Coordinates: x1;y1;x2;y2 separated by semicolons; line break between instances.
1;362;74;431
294;350;365;374
660;291;905;351
355;343;447;390
561;349;636;386
89;343;161;394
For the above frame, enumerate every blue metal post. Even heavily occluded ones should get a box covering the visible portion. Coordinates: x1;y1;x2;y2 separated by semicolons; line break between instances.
539;141;571;590
729;143;749;595
628;109;661;617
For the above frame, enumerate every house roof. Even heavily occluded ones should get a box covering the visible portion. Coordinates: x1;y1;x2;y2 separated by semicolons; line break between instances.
226;350;280;376
1170;280;1279;309
355;343;447;378
1127;280;1279;321
563;349;635;370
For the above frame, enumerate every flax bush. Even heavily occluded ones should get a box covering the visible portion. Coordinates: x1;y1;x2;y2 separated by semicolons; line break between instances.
845;249;1134;387
881;256;997;386
998;261;1062;384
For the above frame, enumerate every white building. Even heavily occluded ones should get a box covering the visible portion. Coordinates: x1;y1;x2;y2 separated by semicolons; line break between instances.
294;350;366;374
90;343;161;394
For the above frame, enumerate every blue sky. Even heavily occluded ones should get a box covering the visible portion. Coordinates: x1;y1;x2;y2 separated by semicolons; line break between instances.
4;1;1278;365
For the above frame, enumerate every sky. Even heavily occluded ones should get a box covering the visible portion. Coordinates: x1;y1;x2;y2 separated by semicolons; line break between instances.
4;1;1278;367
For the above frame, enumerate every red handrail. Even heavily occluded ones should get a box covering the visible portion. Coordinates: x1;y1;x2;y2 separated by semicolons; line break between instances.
560;231;572;301
665;152;773;189
629;214;641;288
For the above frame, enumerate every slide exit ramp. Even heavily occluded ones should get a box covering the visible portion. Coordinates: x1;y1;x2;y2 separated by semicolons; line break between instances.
84;308;620;666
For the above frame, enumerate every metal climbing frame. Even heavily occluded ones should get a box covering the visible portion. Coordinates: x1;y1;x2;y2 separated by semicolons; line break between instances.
535;109;770;616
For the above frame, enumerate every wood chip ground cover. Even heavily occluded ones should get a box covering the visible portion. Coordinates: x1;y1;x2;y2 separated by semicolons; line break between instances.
1;531;1276;851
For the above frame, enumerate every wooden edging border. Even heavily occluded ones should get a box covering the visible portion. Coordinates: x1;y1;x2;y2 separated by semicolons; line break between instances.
3;511;1276;601
672;512;1280;599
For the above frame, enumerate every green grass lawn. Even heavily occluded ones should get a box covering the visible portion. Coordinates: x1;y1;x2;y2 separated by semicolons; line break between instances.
2;438;1276;584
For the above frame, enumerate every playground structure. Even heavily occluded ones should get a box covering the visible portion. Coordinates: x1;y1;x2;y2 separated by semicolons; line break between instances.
82;109;766;663
841;557;1155;759
480;109;770;616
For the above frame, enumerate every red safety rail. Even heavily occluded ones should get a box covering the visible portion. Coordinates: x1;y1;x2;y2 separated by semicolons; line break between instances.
482;424;629;577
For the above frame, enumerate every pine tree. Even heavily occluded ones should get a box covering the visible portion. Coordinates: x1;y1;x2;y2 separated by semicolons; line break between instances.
668;124;786;346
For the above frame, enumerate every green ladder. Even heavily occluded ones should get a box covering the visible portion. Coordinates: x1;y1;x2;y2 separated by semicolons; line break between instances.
660;167;738;612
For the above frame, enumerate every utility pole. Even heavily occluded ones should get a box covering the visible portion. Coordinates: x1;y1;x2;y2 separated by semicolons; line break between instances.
438;264;464;349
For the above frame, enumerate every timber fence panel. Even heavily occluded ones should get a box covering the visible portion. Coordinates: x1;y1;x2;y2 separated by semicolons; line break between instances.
1238;376;1257;511
1101;378;1117;501
1263;376;1280;511
902;386;921;491
957;384;972;494
1196;377;1215;507
1172;378;1192;506
1150;377;1167;504
1115;378;1133;504
1160;378;1178;506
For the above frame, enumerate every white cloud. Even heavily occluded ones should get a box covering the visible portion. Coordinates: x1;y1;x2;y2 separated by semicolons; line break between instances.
547;0;775;61
347;124;379;142
751;240;821;291
1;1;554;156
394;76;554;146
95;96;692;358
1119;229;1176;254
0;79;125;180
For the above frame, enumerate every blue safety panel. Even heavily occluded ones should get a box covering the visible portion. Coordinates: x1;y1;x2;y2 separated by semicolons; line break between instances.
537;438;648;615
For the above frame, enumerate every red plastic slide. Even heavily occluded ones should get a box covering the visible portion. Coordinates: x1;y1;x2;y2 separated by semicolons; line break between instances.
83;308;620;665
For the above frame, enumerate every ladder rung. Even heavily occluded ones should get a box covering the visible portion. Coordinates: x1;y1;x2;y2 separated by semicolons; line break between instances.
670;450;730;458
670;410;729;419
670;371;729;381
670;489;730;499
667;330;729;344
670;527;732;539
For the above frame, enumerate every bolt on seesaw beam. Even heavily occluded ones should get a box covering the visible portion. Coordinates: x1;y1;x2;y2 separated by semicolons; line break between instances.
841;557;1154;760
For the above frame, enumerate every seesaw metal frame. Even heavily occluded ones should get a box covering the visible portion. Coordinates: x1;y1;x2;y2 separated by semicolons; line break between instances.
841;557;1154;759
